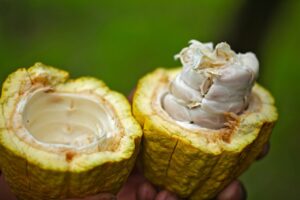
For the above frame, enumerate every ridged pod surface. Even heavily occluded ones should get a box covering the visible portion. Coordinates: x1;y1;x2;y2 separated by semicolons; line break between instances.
0;63;142;200
133;68;277;200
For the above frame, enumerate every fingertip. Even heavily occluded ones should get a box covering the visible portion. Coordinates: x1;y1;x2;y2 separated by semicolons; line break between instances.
216;180;247;200
256;142;270;160
155;190;179;200
137;181;157;200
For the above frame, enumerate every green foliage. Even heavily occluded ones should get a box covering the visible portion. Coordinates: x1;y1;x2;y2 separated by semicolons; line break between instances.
0;0;240;93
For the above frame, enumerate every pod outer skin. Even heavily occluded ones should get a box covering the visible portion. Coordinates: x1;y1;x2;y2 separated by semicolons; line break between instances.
133;68;278;200
0;63;142;200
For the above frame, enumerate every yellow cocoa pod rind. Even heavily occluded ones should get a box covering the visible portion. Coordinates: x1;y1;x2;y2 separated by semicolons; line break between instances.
0;63;142;200
133;68;277;200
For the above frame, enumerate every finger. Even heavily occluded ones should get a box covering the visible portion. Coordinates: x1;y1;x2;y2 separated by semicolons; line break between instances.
137;181;157;200
127;88;136;103
117;167;148;200
256;142;270;160
216;180;246;200
155;190;179;200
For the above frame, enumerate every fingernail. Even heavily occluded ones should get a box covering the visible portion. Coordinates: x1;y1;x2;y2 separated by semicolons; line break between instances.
137;181;157;200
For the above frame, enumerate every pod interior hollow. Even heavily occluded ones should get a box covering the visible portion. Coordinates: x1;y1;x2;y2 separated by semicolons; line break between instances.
19;88;120;152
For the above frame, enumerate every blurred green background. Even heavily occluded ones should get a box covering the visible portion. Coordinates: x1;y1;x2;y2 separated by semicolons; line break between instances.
0;0;299;199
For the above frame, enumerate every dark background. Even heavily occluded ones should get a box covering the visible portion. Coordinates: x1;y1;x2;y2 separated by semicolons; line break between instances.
0;0;299;199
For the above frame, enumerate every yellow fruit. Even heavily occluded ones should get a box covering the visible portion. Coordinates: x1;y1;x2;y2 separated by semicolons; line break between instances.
0;63;142;200
133;68;277;200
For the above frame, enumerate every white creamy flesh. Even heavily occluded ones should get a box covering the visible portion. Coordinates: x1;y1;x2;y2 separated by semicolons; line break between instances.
20;88;117;150
162;40;259;129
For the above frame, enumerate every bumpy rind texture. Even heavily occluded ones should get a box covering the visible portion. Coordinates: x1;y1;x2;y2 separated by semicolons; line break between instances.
133;68;277;200
0;63;142;200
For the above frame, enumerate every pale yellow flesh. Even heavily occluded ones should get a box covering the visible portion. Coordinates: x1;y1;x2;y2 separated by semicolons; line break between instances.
20;89;117;149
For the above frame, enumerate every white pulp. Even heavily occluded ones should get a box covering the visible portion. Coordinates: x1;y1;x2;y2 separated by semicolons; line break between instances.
162;40;259;129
